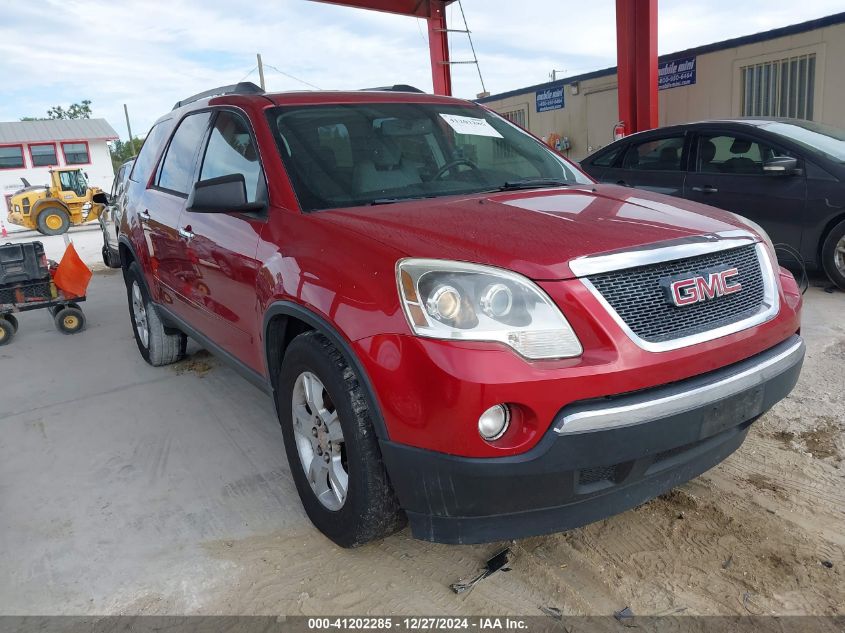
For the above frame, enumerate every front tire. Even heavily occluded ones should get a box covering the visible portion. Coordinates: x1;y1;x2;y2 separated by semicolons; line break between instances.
821;219;845;290
277;331;405;547
0;318;15;346
37;207;71;236
125;262;187;366
54;307;85;334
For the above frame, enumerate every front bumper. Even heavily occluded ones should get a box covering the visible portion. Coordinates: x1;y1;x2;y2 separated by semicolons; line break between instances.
380;335;804;544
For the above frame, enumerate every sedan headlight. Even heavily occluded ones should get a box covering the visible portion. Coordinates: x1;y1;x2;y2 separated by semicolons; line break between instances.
397;259;583;359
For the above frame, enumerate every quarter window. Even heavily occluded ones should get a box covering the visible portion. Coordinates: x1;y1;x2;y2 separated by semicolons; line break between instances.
591;145;625;168
157;112;211;195
61;142;89;164
29;143;58;167
200;111;264;203
0;145;25;169
623;136;685;171
130;121;171;183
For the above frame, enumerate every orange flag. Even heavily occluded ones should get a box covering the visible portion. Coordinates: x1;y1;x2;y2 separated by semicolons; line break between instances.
53;243;92;298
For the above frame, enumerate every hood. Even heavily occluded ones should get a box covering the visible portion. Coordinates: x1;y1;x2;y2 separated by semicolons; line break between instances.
318;184;748;280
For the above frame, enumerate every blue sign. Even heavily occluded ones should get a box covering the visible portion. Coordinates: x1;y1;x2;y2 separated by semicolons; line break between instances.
536;86;564;112
658;56;696;90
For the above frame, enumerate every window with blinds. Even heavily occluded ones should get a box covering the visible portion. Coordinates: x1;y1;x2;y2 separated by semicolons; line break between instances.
495;108;527;158
740;53;815;120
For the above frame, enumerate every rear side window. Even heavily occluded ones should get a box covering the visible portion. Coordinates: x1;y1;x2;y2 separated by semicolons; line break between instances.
623;136;685;171
157;112;211;195
199;111;265;203
130;121;172;184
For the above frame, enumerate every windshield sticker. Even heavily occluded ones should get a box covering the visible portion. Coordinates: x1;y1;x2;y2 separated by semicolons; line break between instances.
439;114;503;138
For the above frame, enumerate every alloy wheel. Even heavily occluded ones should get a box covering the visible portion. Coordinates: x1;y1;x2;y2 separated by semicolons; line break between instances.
291;371;348;511
835;235;845;275
131;282;149;348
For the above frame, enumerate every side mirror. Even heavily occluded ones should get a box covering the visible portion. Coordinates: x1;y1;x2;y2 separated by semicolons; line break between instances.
92;192;110;205
186;174;265;214
763;156;800;175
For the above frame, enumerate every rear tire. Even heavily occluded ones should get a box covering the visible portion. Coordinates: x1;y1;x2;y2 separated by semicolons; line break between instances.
54;307;85;334
125;262;187;366
821;219;845;291
276;331;405;547
2;314;18;334
0;318;14;346
37;207;71;236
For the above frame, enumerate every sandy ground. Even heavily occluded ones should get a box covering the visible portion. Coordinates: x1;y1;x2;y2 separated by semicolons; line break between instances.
0;230;842;617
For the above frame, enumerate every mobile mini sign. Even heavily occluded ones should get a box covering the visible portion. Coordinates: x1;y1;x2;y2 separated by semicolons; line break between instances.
658;56;697;90
536;87;564;112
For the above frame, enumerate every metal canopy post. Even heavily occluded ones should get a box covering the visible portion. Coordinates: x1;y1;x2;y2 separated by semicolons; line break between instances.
616;0;658;133
309;0;456;95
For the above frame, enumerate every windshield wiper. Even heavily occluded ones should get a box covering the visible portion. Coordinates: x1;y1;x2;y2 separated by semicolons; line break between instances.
370;196;432;205
494;178;571;192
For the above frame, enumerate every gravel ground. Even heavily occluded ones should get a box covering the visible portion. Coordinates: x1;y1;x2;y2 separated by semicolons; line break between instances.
0;231;842;616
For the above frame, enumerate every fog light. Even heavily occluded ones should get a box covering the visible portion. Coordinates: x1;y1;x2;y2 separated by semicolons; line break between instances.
478;404;511;441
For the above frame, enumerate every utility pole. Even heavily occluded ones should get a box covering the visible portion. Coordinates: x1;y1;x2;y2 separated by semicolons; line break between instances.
123;104;136;155
256;53;266;90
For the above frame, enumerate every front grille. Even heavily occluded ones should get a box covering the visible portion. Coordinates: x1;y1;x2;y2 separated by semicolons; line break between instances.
587;244;766;343
22;197;30;214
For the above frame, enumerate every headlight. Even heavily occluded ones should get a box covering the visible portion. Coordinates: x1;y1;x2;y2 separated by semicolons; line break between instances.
729;212;775;254
14;205;20;212
397;259;583;359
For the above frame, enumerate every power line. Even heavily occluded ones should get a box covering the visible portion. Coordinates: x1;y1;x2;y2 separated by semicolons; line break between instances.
238;65;258;83
263;64;322;90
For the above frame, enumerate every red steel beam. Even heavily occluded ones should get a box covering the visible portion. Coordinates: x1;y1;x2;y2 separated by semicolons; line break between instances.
615;0;658;133
427;2;452;95
309;0;456;95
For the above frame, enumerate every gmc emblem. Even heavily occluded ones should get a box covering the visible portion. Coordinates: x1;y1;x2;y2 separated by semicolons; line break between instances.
661;267;742;307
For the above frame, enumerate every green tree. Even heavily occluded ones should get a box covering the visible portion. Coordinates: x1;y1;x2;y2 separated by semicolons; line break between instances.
21;100;93;121
109;137;144;171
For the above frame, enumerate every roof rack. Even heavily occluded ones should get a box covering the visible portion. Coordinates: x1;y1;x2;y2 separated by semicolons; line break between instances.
172;82;264;110
361;85;426;94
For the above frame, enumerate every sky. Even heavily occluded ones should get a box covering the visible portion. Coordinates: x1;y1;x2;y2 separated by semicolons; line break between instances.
1;0;843;140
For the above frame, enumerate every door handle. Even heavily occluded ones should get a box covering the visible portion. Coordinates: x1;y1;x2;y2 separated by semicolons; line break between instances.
178;226;195;240
691;186;718;193
139;209;151;223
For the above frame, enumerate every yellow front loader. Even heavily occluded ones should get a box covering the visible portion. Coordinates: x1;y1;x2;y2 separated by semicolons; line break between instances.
7;168;106;236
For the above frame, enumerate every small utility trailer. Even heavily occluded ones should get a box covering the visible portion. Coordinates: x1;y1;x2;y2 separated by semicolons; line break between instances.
0;241;87;346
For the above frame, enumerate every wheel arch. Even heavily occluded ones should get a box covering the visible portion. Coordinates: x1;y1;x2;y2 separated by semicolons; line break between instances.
31;198;70;218
263;301;390;440
818;211;845;257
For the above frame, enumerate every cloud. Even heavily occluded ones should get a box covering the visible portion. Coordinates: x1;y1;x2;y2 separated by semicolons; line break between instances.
1;0;841;137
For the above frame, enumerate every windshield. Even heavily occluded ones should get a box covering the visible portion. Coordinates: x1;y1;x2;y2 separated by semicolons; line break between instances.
761;120;845;163
267;102;591;211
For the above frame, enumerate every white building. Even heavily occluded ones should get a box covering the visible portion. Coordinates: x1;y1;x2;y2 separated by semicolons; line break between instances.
1;118;118;230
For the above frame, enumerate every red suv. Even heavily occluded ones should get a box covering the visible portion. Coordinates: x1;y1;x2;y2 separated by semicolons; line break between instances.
117;83;804;547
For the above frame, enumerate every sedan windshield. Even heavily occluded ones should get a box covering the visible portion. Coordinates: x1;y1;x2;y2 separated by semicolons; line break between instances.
761;120;845;163
267;102;591;211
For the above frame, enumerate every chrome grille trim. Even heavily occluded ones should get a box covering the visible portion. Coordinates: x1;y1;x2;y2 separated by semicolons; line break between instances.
578;239;779;353
569;230;757;277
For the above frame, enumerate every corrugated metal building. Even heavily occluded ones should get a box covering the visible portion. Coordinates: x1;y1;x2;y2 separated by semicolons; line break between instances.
477;12;845;161
1;118;118;226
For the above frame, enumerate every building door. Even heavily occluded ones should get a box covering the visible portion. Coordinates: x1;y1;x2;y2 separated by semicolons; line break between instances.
585;88;618;158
